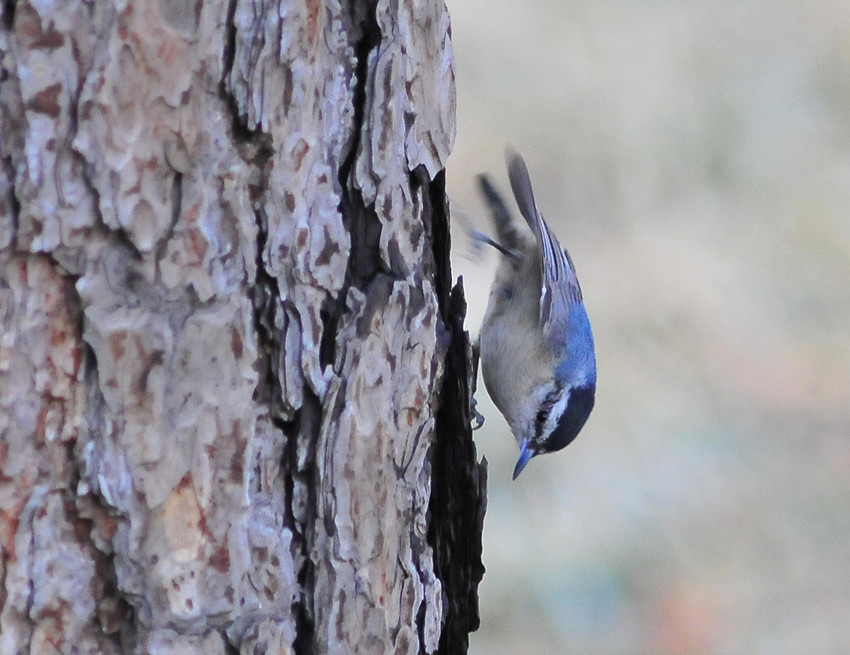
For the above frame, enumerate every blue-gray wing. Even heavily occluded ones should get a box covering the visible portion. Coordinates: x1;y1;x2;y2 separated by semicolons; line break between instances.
506;151;584;350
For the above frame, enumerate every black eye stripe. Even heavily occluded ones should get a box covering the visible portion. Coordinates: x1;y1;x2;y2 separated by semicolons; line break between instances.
535;385;563;436
535;408;549;432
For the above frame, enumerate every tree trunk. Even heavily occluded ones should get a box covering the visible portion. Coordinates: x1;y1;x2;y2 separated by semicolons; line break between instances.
0;1;485;654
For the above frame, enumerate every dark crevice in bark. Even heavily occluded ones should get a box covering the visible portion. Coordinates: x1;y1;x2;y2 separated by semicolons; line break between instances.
169;170;183;235
427;171;488;654
288;390;322;655
219;0;267;144
341;0;383;287
426;170;453;323
249;198;282;413
290;5;385;652
1;0;15;30
220;9;327;655
322;0;383;371
220;8;320;652
240;166;277;422
222;635;240;655
83;510;135;650
0;552;6;636
219;0;278;421
219;8;277;415
0;154;19;251
220;12;312;655
294;3;386;648
221;0;238;92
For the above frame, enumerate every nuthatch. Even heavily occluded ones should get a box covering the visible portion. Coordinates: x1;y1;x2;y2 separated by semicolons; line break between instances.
478;151;596;479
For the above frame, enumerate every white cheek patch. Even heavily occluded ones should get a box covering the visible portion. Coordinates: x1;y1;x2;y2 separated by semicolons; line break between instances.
544;392;571;440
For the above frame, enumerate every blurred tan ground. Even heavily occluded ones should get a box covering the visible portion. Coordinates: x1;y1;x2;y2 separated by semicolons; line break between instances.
446;1;850;653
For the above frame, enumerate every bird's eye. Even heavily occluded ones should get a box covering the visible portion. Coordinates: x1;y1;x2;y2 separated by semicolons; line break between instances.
535;409;549;428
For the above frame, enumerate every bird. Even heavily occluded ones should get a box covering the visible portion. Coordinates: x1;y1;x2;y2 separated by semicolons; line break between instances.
476;150;596;479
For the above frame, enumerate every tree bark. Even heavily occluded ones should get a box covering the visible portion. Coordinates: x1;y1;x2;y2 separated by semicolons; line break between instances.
0;1;485;654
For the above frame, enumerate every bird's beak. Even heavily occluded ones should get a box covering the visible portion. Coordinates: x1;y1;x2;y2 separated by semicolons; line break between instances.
512;439;536;480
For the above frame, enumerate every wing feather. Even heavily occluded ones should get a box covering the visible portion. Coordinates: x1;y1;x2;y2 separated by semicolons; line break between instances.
506;151;584;347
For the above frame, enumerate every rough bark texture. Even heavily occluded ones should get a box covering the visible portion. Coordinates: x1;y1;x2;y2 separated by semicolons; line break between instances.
0;1;485;654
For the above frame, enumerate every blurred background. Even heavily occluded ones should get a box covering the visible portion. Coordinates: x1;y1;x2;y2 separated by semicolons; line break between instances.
445;1;850;653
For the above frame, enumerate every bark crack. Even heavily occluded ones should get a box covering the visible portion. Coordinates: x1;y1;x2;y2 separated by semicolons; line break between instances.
151;170;183;276
322;0;383;371
0;150;19;251
1;0;15;30
221;0;238;93
290;5;387;649
426;171;488;652
219;7;316;654
289;393;320;655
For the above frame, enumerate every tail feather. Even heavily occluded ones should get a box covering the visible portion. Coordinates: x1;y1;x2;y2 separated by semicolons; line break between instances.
477;173;527;252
